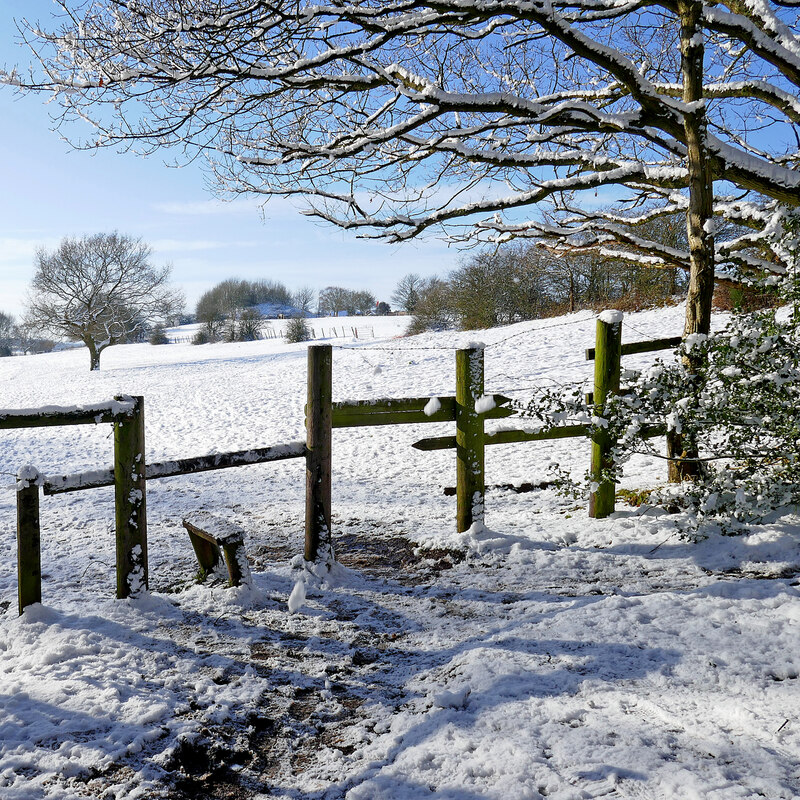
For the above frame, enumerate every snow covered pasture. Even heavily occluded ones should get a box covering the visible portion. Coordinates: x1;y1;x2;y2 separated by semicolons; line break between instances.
1;306;798;800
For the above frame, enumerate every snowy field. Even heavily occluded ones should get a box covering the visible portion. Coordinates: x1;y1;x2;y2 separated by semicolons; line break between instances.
0;305;798;800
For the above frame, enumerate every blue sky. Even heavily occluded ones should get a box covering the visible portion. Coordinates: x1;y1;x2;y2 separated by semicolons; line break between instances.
0;1;457;319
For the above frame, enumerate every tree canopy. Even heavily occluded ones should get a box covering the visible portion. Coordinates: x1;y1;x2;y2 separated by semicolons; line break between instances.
26;232;183;370
6;0;800;341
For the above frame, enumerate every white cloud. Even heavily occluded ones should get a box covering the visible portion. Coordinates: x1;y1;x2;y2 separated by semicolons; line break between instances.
151;239;257;253
0;236;58;264
152;198;264;216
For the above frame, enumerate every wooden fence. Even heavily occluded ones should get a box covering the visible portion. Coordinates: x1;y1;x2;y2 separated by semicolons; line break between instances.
169;325;376;344
4;397;148;609
7;399;306;613
9;313;678;613
412;316;675;519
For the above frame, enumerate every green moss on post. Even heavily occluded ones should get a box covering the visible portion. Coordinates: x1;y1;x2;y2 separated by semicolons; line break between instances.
589;315;622;518
114;395;148;598
305;346;333;563
456;346;485;532
17;467;42;614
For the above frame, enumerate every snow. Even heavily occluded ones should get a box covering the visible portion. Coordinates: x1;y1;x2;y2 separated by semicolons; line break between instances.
474;394;496;413
423;396;441;416
287;579;307;613
598;309;624;324
0;305;798;799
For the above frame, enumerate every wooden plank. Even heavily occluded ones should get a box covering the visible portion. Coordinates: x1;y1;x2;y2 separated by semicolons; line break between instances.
0;399;136;430
114;396;148;599
586;335;681;361
333;394;512;414
331;394;513;428
182;515;251;587
183;520;223;579
412;423;665;451
333;405;456;427
305;346;333;563
332;405;514;428
413;424;589;451
42;441;307;495
16;469;42;614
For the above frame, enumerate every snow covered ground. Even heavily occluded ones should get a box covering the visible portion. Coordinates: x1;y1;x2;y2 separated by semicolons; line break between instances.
0;305;798;800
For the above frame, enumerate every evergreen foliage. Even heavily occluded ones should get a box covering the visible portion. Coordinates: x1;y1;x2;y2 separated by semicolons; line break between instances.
285;316;312;343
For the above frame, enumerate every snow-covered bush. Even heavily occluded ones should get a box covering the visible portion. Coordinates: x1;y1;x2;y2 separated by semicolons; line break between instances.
285;316;311;343
192;327;211;345
525;267;800;532
148;324;169;345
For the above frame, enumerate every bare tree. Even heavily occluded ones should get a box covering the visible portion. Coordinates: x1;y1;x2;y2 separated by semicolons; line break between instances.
391;274;425;314
318;286;350;317
7;0;800;346
0;311;14;357
26;232;184;370
352;290;377;315
292;286;316;314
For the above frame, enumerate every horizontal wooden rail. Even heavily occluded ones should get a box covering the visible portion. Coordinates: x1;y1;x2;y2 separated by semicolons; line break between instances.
585;336;681;361
413;423;666;451
0;399;137;430
331;394;513;428
43;441;307;495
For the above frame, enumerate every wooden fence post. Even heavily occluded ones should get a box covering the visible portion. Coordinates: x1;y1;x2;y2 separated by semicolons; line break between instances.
305;345;333;563
456;346;485;532
589;313;622;518
17;467;41;614
114;395;148;598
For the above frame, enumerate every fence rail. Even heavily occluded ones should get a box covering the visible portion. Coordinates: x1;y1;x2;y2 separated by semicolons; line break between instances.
331;395;513;428
43;441;307;495
0;399;136;430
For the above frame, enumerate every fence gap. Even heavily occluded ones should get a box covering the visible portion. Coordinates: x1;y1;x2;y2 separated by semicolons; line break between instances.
589;315;622;518
113;395;148;598
305;345;333;562
17;467;41;614
456;346;485;532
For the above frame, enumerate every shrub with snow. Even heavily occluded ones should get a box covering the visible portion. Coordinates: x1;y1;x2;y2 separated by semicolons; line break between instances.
285;316;312;343
525;269;800;532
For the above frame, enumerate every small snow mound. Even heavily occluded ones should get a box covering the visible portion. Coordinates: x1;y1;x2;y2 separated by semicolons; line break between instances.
423;397;442;416
599;309;624;324
475;395;496;414
432;685;471;709
17;464;41;484
288;580;306;613
18;603;60;625
685;332;708;350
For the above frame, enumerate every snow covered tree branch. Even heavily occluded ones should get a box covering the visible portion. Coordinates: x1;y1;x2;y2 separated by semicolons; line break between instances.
5;0;799;338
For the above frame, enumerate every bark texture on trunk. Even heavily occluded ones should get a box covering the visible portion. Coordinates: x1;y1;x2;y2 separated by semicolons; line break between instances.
669;0;715;482
87;340;101;371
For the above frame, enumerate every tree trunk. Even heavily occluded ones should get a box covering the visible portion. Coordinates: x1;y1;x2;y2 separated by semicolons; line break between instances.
87;340;101;371
670;0;715;482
